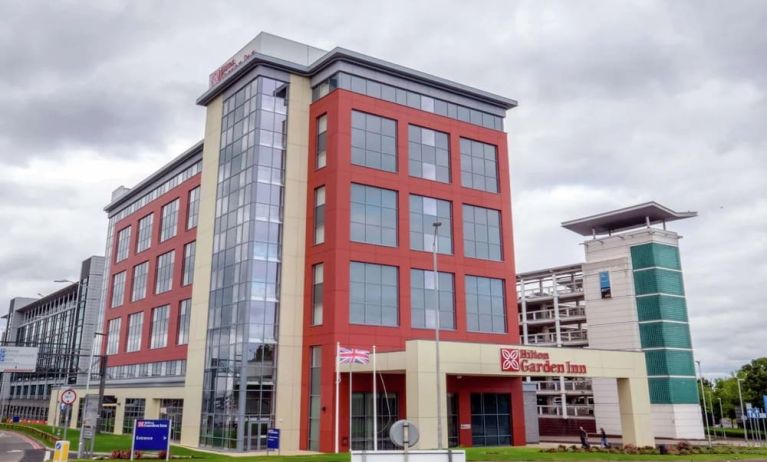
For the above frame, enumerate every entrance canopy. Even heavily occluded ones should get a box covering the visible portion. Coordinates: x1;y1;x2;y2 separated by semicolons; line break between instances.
347;340;653;448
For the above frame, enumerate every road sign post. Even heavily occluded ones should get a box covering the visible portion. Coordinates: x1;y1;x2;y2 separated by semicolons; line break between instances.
267;428;280;454
131;419;171;461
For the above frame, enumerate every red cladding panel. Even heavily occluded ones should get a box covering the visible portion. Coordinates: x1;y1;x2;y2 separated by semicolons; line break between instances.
299;89;520;451
102;174;200;366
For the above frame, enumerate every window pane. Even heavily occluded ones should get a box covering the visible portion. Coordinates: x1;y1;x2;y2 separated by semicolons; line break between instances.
460;138;498;192
350;111;397;173
349;262;398;326
465;275;506;333
409;125;450;183
409;194;452;254
350;184;397;247
463;204;502;261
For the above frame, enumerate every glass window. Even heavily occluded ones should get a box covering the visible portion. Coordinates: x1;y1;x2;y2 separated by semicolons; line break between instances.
460;138;498;193
408;125;450;183
312;264;323;325
106;318;121;355
463;204;502;261
126;312;144;352
187;186;200;229
150;305;169;349
351;110;397;172
314;186;325;244
160;199;180;242
316;114;328;169
136;214;153;253
409;195;452;254
465;275;506;333
411;269;455;329
131;262;149;302
115;227;131;262
351;392;399;450
183;241;196;286
123;399;146;434
177;299;190;345
308;346;322;451
155;251;175;294
470;393;511;446
350;184;397;247
111;272;126;308
349;262;398;326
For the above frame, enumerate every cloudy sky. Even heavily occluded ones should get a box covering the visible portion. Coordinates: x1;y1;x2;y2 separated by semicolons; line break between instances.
0;0;764;376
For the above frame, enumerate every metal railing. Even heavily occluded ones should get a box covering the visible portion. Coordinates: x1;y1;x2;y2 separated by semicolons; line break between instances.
537;404;594;417
526;330;588;345
536;380;593;393
520;284;584;299
520;306;586;323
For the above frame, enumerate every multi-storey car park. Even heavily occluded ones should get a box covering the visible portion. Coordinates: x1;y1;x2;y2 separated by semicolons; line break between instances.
32;33;688;453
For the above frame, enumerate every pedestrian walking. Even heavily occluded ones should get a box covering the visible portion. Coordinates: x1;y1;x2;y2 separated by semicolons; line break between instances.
600;427;609;448
579;426;590;449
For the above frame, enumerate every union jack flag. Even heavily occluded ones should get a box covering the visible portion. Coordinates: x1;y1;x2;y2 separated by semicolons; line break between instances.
338;347;370;364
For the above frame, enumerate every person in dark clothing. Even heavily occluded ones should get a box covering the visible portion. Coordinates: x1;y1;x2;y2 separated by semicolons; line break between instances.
579;426;590;448
600;427;609;448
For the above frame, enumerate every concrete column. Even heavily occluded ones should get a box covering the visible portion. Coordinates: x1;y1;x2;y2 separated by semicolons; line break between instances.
520;279;528;344
145;397;160;419
553;274;562;347
617;377;654;446
405;342;448;449
114;402;126;435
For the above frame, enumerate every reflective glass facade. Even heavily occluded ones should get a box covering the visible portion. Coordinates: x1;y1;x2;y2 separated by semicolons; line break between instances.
200;76;287;450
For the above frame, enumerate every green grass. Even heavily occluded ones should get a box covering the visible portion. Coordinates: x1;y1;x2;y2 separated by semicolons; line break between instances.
464;446;767;460
8;425;767;461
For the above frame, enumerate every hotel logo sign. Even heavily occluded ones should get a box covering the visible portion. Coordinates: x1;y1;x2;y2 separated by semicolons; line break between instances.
500;348;587;374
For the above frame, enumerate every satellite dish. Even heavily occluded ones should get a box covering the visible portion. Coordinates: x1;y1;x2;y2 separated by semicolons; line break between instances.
389;419;420;448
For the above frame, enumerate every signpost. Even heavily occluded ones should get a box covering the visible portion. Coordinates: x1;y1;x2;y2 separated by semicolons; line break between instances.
60;389;77;441
131;419;171;461
0;346;39;372
267;428;280;454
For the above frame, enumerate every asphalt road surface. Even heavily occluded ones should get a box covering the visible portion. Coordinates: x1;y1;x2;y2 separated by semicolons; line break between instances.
0;431;45;462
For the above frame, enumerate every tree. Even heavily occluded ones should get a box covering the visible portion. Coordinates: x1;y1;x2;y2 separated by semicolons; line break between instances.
739;357;767;406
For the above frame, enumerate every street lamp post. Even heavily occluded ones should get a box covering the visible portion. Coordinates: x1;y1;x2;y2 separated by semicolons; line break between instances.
736;377;748;444
718;397;725;440
432;221;444;450
696;360;712;445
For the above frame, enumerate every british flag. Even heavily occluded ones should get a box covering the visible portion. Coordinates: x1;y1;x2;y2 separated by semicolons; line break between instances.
338;347;370;364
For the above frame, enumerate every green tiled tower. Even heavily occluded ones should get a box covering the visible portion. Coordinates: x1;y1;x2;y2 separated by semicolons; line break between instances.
631;243;699;405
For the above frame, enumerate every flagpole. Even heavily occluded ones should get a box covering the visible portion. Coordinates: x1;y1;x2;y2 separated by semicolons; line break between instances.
373;345;378;451
349;360;353;452
335;342;340;453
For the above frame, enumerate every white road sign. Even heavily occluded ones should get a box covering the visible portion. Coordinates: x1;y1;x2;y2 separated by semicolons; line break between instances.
0;346;38;372
61;388;77;405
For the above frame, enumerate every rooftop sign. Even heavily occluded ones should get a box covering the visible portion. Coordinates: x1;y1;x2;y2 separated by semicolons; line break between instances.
0;346;39;372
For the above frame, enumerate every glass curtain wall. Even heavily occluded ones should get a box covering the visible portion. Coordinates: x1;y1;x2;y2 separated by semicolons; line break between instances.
200;76;288;450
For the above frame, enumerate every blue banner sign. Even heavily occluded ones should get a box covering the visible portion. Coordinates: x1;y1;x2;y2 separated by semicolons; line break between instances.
267;428;280;450
133;419;171;451
599;271;612;299
763;395;767;413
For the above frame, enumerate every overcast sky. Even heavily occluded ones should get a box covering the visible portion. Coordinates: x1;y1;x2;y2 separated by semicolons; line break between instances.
0;0;764;377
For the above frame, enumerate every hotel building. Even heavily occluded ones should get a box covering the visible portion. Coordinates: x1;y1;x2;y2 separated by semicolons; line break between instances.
44;33;659;452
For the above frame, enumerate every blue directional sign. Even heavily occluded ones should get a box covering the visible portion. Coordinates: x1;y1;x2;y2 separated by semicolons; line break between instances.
763;395;767;413
267;428;280;450
133;419;171;451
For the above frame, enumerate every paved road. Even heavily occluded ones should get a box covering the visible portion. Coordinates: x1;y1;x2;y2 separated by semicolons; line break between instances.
0;431;45;462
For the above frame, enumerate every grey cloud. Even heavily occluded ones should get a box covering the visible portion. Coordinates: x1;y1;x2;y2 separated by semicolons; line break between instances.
0;0;764;377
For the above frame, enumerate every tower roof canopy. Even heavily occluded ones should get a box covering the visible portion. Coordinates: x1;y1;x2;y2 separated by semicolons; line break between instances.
561;201;697;236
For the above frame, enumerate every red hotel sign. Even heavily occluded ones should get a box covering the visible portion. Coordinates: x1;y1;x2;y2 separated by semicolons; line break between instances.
500;348;587;374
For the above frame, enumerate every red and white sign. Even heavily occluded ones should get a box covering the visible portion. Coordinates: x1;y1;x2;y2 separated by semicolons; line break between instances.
60;388;77;405
500;348;587;375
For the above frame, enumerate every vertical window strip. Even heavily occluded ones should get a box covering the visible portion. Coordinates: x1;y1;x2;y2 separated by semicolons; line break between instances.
187;187;200;229
111;272;126;308
312;264;324;325
116;227;131;262
177;299;190;345
136;214;153;253
155;251;175;294
126;312;144;352
160;199;180;242
316;114;327;169
106;318;121;355
131;262;148;302
150;305;169;349
183;241;196;286
314;186;325;244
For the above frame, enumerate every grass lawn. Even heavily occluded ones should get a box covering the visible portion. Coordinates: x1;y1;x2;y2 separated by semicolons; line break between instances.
11;426;767;461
